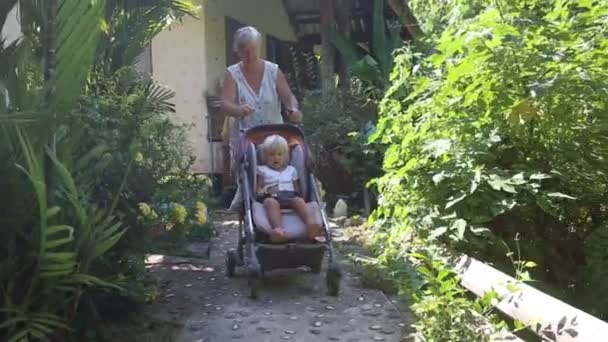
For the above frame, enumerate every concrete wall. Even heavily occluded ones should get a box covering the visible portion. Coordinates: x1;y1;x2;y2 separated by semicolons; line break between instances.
151;15;209;173
151;0;296;174
1;4;21;46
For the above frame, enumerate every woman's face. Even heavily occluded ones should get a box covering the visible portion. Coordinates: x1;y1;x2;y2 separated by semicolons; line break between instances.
237;42;260;65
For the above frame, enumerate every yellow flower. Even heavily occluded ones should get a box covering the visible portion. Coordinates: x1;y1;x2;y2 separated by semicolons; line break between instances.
134;152;144;163
171;203;187;224
195;201;207;225
195;174;212;186
138;203;151;216
196;201;206;211
149;209;159;220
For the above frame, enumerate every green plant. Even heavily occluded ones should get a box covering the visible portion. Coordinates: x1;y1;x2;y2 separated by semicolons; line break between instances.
0;0;130;339
1;0;201;340
581;222;608;317
302;86;383;206
407;0;486;39
71;68;194;205
98;0;199;72
411;254;498;341
369;0;608;338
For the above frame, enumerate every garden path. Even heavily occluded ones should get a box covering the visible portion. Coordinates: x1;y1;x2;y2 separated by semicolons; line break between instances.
143;210;414;342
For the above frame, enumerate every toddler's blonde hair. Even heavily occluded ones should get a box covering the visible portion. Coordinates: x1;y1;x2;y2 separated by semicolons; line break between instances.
261;134;289;165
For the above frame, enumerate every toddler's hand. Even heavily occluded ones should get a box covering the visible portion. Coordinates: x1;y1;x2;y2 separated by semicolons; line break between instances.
267;185;279;196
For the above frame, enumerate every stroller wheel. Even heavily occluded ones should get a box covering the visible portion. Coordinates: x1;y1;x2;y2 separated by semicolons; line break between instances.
237;238;244;266
326;264;342;296
226;250;237;277
248;270;261;299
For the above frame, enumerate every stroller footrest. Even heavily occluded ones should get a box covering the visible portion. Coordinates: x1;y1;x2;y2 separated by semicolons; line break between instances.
256;243;326;272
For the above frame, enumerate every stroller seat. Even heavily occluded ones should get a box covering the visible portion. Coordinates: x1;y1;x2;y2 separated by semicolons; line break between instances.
251;201;323;242
227;124;341;299
244;137;322;240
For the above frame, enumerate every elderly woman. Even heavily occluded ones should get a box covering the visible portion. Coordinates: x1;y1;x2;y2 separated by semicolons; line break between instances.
221;26;303;212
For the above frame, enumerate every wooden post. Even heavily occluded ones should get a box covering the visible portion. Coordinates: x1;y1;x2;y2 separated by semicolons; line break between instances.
363;186;371;217
387;0;423;39
320;0;336;97
335;0;352;90
456;255;608;341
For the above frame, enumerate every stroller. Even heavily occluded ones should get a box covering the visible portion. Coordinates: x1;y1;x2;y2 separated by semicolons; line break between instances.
225;124;341;298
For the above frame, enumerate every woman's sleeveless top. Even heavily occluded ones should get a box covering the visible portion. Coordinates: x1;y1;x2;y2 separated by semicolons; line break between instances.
227;60;283;148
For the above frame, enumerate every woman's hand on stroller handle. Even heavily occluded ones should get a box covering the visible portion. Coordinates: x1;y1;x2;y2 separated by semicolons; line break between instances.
285;108;303;124
237;104;255;117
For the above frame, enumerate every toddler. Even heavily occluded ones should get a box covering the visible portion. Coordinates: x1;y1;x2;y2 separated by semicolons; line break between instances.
256;135;321;242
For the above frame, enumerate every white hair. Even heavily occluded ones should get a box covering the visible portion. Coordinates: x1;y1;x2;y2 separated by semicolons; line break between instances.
261;134;289;163
233;26;262;52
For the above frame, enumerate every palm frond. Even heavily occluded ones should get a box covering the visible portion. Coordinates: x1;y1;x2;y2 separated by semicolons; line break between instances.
2;310;69;342
0;111;38;124
145;79;175;114
107;0;198;70
59;273;123;291
51;0;105;117
15;127;48;245
47;146;126;271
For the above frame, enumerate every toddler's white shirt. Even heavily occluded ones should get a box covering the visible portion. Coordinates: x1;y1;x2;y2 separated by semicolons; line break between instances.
257;165;298;192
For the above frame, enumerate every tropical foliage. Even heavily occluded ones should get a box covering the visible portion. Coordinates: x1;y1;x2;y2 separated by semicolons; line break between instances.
302;84;383;209
327;0;402;98
0;0;200;340
369;0;608;339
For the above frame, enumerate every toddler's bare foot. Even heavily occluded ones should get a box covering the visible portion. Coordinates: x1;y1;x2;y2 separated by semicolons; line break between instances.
306;223;323;241
269;227;287;242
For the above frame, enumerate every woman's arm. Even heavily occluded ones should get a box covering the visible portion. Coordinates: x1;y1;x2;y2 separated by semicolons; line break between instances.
221;70;254;118
276;69;302;123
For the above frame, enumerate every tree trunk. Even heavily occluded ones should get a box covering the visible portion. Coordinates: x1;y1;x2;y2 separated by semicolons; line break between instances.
44;0;57;88
44;0;58;205
335;0;352;90
387;0;423;39
320;0;336;98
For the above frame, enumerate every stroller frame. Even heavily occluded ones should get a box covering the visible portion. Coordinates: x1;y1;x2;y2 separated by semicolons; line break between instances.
225;124;341;298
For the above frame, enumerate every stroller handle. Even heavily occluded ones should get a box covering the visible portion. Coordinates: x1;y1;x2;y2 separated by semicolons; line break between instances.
238;120;304;134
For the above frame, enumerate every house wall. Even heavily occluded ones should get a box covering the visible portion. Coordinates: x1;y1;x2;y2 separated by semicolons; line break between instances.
203;0;296;93
151;0;296;174
151;15;209;173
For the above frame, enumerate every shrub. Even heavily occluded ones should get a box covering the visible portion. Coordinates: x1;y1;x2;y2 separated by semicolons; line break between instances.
302;86;384;208
68;68;213;306
0;1;200;340
370;0;608;339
